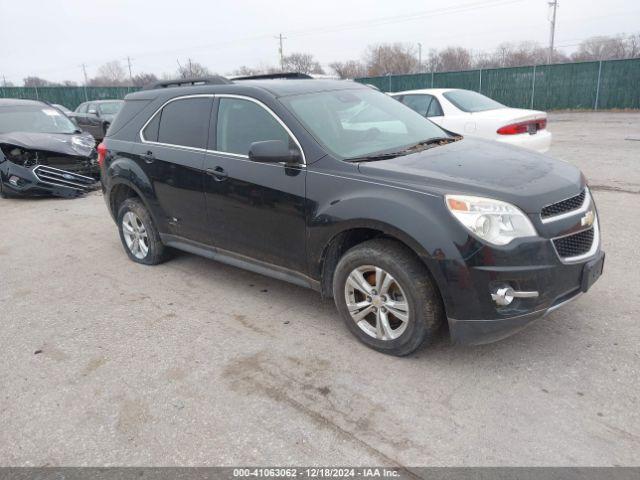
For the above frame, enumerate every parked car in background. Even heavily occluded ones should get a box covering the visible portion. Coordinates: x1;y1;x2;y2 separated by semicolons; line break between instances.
100;77;602;355
69;99;124;141
51;103;72;115
391;88;551;153
0;99;98;198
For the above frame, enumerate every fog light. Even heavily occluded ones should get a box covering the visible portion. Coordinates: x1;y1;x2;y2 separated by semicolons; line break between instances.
491;286;539;306
9;175;21;187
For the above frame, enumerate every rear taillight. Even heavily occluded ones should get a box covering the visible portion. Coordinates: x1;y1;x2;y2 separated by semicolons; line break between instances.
497;119;547;135
97;142;107;167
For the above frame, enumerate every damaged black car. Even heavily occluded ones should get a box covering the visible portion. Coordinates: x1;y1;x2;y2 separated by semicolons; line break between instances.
0;99;99;198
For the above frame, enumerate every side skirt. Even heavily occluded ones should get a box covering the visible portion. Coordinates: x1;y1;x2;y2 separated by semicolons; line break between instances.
160;233;321;292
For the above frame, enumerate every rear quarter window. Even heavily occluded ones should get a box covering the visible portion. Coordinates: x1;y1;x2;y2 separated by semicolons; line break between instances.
106;99;152;137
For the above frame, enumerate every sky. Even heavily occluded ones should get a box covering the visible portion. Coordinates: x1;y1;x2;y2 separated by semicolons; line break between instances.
1;0;638;84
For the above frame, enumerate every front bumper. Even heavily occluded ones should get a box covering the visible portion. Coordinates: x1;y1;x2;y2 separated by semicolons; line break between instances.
0;161;99;198
447;249;605;345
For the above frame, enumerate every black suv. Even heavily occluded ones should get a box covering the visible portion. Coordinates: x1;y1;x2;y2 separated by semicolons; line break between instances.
100;76;604;355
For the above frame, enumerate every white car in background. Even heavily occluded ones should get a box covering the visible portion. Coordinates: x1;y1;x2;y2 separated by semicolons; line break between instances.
391;88;551;153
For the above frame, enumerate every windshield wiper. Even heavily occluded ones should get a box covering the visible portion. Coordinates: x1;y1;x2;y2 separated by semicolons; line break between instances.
404;136;460;150
346;136;460;162
345;151;408;162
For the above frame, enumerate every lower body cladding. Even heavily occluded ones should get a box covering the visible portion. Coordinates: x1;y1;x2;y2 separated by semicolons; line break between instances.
441;233;604;345
0;161;99;198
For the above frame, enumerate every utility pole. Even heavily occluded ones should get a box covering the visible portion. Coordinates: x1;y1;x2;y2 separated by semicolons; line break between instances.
547;0;558;64
2;75;7;87
275;33;287;71
80;63;89;102
81;63;89;84
418;42;423;73
126;56;134;84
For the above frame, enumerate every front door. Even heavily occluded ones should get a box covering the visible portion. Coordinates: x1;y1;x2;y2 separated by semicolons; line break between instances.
204;96;307;273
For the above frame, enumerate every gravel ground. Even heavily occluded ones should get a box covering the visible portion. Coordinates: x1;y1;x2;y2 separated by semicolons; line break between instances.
0;112;638;467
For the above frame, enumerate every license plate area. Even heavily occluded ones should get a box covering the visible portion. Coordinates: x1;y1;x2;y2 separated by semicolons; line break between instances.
581;254;605;292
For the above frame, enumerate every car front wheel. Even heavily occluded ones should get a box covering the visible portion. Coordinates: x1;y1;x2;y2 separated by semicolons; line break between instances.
333;239;443;356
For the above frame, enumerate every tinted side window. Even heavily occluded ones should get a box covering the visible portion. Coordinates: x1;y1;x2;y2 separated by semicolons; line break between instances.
157;97;211;149
216;98;291;156
76;103;87;113
401;95;431;117
427;97;443;117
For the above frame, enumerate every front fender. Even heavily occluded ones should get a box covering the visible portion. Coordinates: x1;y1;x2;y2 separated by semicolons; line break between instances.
307;186;466;316
105;154;165;229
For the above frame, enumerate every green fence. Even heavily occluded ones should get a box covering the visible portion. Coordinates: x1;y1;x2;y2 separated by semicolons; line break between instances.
0;86;141;110
355;58;640;110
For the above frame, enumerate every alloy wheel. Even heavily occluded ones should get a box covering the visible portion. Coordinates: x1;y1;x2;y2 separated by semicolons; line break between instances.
344;265;410;340
122;211;149;260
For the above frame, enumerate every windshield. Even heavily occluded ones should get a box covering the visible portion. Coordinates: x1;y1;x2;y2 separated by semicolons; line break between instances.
443;89;505;113
280;88;449;159
0;105;78;134
98;102;123;115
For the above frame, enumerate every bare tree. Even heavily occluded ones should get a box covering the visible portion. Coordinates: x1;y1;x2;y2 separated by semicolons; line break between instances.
131;73;158;87
571;34;640;61
433;46;473;72
364;43;419;76
97;61;128;84
233;65;264;76
329;60;367;79
23;76;54;87
282;53;325;75
177;58;212;78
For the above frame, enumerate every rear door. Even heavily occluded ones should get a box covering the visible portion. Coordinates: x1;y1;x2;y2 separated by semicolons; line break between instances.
138;95;213;243
203;95;307;273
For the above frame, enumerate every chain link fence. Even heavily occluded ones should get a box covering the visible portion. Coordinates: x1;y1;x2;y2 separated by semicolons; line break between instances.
0;86;140;110
355;58;640;110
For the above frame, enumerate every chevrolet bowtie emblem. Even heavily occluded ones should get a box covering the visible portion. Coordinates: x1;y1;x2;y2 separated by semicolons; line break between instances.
581;210;595;227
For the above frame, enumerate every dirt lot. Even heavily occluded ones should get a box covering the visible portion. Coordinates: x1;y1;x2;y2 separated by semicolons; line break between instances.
1;112;639;467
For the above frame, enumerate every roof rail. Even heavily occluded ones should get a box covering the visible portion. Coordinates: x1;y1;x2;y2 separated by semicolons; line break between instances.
232;72;313;81
143;76;231;90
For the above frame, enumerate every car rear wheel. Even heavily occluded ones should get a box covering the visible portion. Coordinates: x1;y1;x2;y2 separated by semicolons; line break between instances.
117;198;167;265
333;239;443;356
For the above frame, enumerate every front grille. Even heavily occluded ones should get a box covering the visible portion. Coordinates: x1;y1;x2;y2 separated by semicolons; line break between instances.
541;189;586;218
33;165;97;191
553;228;594;258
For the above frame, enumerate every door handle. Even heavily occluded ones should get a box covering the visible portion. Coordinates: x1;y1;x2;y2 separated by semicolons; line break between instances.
206;166;228;181
142;151;155;163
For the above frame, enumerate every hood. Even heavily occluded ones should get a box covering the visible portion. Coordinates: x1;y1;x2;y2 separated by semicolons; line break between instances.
0;131;96;157
357;137;584;213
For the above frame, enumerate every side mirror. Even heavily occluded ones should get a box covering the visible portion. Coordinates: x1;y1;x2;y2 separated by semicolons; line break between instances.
88;109;99;116
248;140;301;164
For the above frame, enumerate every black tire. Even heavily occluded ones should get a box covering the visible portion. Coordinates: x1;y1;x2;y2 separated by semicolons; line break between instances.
116;198;168;265
333;238;443;356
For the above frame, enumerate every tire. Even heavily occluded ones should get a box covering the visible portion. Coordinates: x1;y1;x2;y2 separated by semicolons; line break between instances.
116;198;168;265
333;238;443;356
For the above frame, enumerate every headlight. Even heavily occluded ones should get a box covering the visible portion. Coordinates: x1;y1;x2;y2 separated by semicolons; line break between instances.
445;194;537;246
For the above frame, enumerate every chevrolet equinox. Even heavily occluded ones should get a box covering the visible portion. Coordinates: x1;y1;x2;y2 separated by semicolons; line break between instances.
99;75;604;356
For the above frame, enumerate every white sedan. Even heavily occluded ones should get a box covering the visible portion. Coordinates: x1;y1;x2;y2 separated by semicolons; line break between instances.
391;88;551;153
